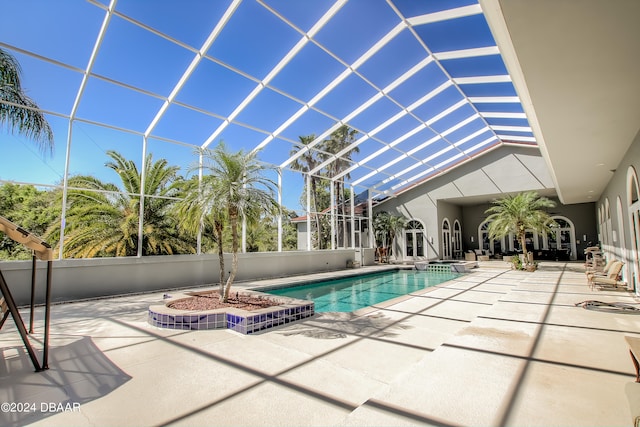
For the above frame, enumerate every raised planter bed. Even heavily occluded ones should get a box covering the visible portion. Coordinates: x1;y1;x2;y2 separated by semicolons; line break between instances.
148;290;314;335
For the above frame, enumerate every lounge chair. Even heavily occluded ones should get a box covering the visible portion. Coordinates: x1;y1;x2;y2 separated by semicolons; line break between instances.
591;261;625;289
586;258;617;283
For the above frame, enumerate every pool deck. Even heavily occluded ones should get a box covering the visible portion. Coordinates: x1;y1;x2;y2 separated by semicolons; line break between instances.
1;261;640;426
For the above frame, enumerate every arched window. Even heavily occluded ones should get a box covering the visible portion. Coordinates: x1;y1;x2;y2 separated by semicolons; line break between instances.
627;166;640;294
478;220;504;255
453;220;462;259
602;198;613;259
442;219;451;259
479;219;540;254
405;220;426;259
616;196;631;290
546;216;577;261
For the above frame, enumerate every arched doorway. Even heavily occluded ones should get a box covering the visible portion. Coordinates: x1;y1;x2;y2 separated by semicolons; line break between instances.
546;216;577;261
405;220;426;260
442;219;452;259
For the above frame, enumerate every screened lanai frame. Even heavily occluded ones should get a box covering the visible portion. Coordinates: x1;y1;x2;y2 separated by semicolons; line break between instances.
0;0;537;259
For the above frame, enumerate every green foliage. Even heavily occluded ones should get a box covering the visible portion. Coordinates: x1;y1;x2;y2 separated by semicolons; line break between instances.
291;126;360;250
0;47;54;154
280;211;299;251
0;183;60;260
180;142;278;301
373;212;407;261
298;178;331;213
511;255;523;270
246;208;298;252
485;191;556;268
46;150;194;258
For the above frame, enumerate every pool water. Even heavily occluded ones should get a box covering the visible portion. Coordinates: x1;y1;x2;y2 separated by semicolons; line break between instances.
265;269;460;313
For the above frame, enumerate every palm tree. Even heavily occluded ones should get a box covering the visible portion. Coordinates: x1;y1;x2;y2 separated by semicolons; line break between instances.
245;216;277;252
290;134;325;249
373;212;407;263
485;191;556;267
195;142;278;302
176;174;228;291
321;125;359;247
0;47;54;153
47;150;191;257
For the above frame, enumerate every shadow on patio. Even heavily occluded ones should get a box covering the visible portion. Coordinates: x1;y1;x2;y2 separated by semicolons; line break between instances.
0;336;131;427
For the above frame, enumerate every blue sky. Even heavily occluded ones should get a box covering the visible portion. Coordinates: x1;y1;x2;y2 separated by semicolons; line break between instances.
0;0;534;213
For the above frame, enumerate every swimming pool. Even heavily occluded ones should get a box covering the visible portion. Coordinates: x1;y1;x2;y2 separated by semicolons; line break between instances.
265;269;460;313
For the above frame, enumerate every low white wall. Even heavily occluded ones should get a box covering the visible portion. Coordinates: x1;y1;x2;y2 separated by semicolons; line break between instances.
0;250;357;306
362;248;376;266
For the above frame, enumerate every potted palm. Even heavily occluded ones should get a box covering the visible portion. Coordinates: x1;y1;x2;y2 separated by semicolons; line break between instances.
485;191;556;271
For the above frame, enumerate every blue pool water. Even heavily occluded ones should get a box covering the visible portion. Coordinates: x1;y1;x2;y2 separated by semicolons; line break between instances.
265;269;460;313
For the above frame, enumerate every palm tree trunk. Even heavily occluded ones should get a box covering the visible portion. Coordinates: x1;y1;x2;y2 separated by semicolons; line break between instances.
519;232;528;264
340;181;347;248
222;210;239;302
215;219;225;294
310;176;322;249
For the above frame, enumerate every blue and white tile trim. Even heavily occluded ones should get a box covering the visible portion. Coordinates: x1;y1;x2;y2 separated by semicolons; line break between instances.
148;291;314;334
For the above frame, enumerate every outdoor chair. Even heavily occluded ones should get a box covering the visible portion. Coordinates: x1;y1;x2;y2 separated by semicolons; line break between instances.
586;258;617;283
584;246;602;269
591;261;625;289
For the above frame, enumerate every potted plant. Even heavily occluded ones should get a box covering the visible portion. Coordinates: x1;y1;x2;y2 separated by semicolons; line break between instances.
486;191;556;272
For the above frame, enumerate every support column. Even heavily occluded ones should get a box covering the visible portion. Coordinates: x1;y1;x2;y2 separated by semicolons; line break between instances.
42;260;53;370
368;191;374;249
137;136;148;257
196;151;203;255
277;169;283;252
306;174;312;251
58;120;74;260
350;185;355;249
330;181;335;250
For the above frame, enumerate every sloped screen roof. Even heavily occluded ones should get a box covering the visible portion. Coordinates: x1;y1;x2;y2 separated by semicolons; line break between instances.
0;0;535;211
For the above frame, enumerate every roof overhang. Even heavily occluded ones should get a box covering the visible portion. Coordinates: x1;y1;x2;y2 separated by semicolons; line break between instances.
481;0;640;204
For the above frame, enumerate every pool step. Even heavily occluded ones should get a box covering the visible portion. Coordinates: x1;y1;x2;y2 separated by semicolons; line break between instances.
415;261;478;273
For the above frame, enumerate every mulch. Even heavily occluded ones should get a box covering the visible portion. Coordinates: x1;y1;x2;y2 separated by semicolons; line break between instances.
167;290;280;311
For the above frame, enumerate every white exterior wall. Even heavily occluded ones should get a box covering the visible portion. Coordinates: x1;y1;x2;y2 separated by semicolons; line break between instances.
1;250;357;305
598;128;640;294
373;146;554;262
295;221;308;250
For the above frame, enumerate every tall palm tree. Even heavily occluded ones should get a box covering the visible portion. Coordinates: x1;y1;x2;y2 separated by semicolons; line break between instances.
196;142;278;302
0;47;54;153
321;125;359;247
46;150;191;257
485;191;556;265
290;134;325;249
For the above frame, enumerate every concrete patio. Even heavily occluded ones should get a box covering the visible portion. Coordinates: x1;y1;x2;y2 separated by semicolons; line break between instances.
1;261;639;426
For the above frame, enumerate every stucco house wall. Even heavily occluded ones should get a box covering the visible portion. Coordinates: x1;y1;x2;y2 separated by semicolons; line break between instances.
373;145;597;262
461;200;596;259
596;128;640;291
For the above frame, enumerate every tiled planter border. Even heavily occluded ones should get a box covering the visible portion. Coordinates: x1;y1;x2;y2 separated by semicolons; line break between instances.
148;290;314;334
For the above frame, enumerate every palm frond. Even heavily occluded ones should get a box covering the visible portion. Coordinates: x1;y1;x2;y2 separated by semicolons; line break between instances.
0;47;54;154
